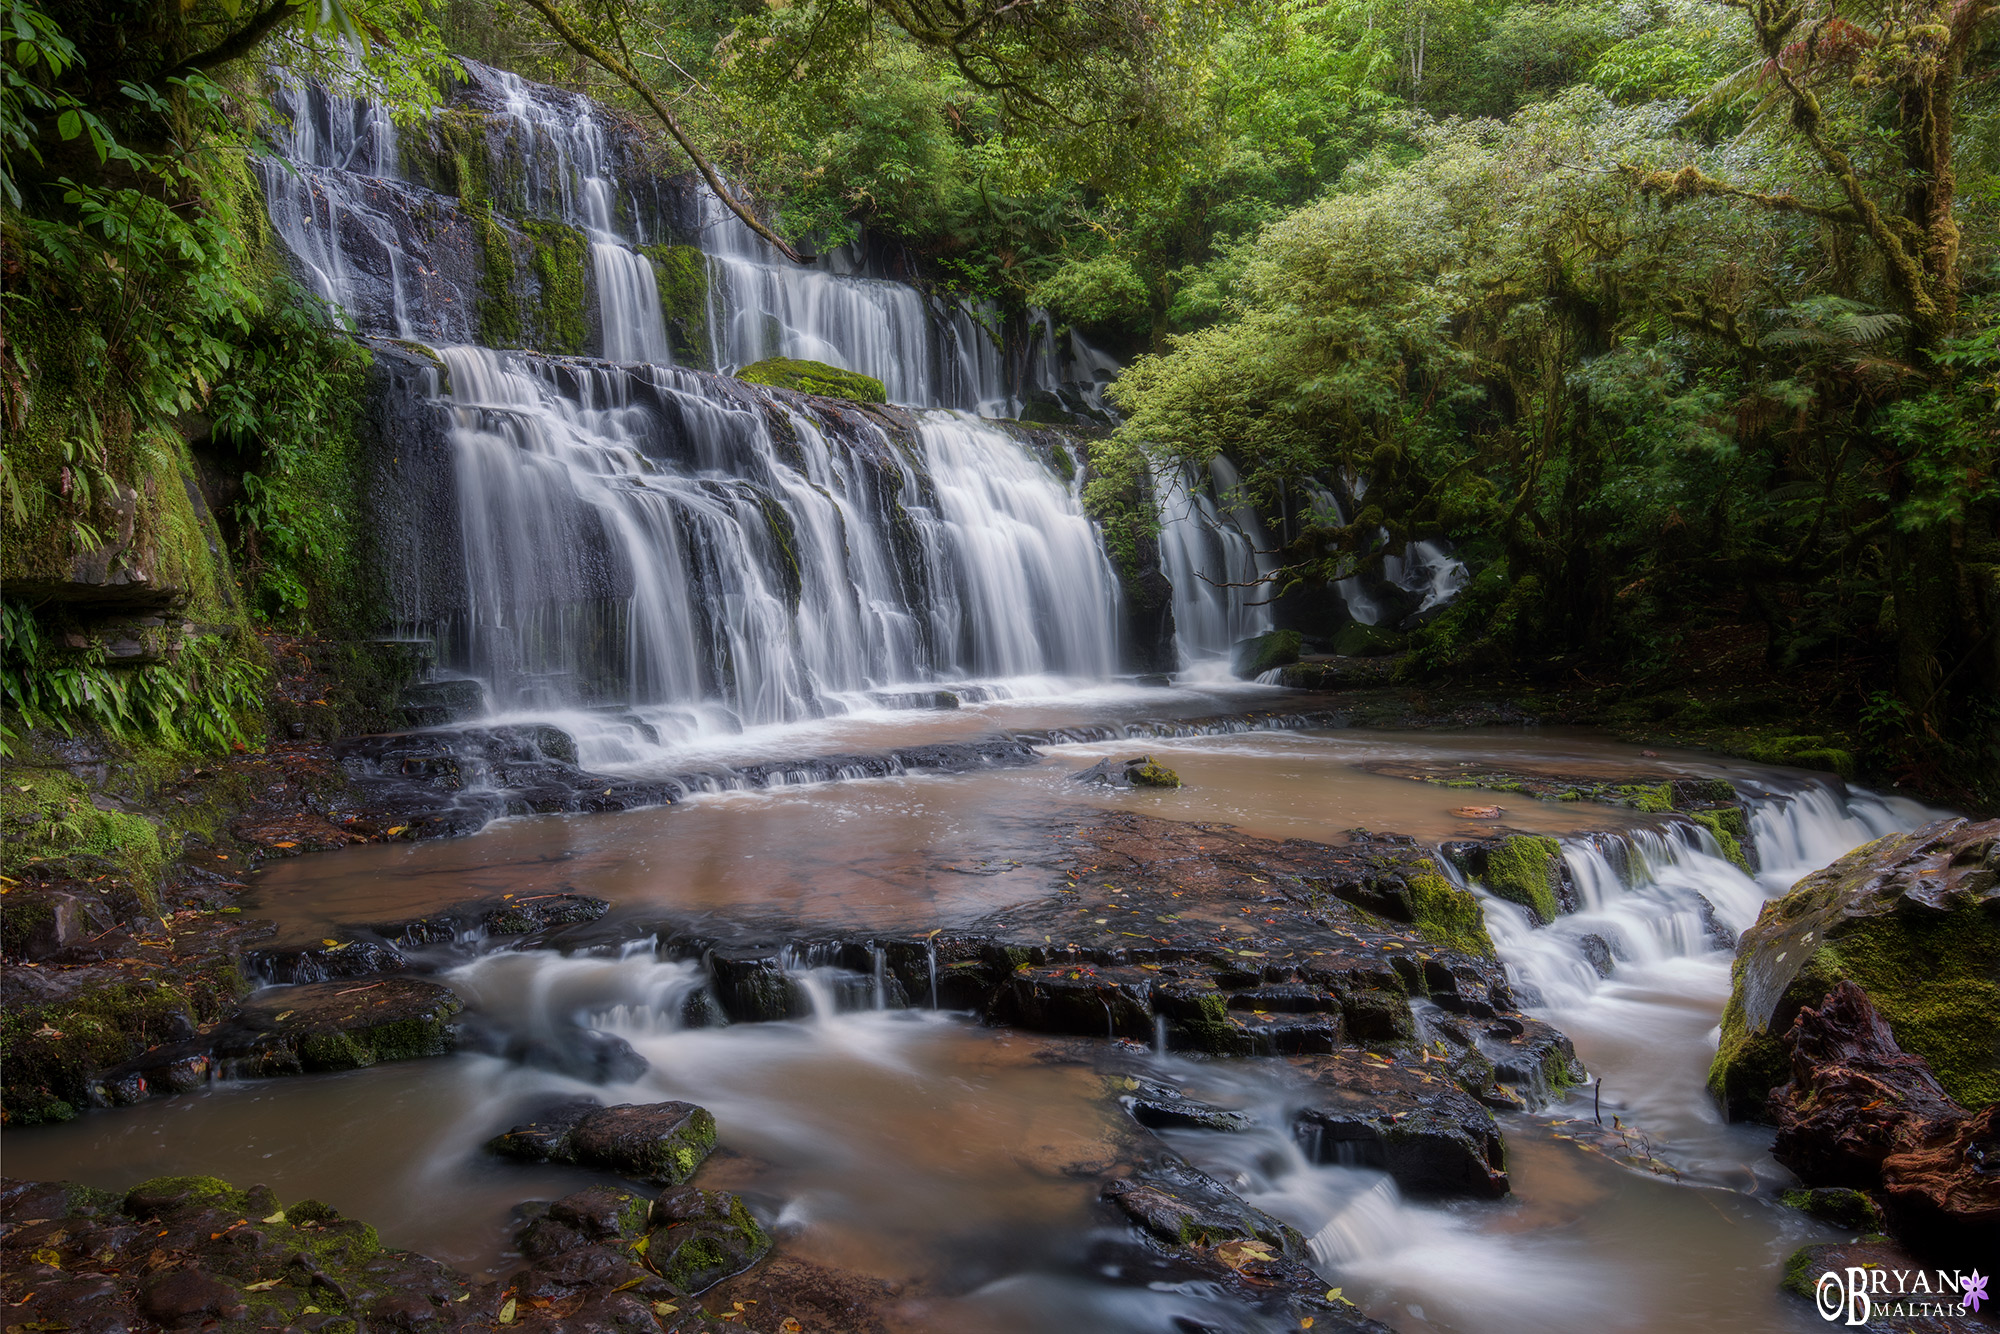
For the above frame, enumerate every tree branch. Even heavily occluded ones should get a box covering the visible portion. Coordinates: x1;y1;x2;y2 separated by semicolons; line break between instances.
516;0;808;263
154;0;307;84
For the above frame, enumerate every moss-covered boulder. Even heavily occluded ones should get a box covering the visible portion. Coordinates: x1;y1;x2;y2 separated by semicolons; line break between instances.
1405;862;1496;958
1709;816;1998;1120
643;1186;771;1293
216;977;463;1077
735;357;885;404
1464;835;1563;924
1230;629;1301;678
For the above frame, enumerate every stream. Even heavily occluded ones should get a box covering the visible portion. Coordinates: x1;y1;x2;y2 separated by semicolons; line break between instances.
7;704;1939;1333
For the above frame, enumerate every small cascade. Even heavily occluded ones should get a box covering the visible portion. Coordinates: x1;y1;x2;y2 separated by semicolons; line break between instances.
1153;456;1274;667
695;193;943;404
474;64;672;364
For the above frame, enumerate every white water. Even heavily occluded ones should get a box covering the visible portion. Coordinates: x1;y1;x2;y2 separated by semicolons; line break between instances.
1154;456;1274;667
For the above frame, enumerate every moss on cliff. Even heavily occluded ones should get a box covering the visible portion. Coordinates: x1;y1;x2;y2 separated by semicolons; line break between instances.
642;244;712;368
736;357;885;404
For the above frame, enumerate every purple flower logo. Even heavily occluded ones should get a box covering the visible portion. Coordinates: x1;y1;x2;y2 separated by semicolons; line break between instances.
1965;1270;1988;1313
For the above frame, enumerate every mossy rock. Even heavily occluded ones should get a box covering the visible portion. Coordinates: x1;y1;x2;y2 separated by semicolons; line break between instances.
1327;621;1406;658
1131;760;1182;789
1688;808;1751;873
1709;817;1999;1120
735;357;885;405
1781;1186;1883;1233
644;1186;770;1293
1481;835;1562;925
641;244;711;368
1404;867;1496;959
1230;629;1301;678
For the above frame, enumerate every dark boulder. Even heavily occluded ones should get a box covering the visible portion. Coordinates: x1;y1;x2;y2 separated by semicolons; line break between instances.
643;1186;772;1293
1289;1052;1509;1198
489;1100;718;1186
1770;980;2000;1269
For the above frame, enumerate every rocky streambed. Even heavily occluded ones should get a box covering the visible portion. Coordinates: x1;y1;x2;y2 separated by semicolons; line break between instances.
4;700;1995;1333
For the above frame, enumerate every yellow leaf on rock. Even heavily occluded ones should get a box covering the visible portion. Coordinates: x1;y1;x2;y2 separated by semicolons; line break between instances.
498;1298;516;1324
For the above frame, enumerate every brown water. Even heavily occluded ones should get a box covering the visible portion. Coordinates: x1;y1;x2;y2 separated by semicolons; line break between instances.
3;712;1939;1333
245;728;1677;944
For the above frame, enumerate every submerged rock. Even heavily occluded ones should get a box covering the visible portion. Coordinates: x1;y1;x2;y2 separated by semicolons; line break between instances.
489;1099;719;1186
1711;816;1998;1119
1118;1079;1255;1133
0;1173;499;1334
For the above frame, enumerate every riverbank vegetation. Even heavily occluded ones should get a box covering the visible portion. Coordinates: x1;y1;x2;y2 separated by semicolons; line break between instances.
3;0;1996;800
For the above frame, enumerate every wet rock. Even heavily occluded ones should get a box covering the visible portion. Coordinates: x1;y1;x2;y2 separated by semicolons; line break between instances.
706;1255;903;1334
244;937;408;985
707;948;809;1023
1769;980;2000;1268
1781;1186;1884;1232
1576;933;1616;977
1103;1159;1302;1254
3;888;116;961
989;964;1154;1040
398;677;486;727
461;1021;650;1083
1288;1052;1509;1198
1119;1079;1254;1133
643;1186;771;1293
212;977;463;1076
1069;755;1181;789
1711;816;1998;1120
490;1100;718;1186
139;1269;248;1327
1454;834;1564;925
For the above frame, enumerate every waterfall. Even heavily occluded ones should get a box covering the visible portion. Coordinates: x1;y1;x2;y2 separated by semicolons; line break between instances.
695;193;946;405
255;66;1134;724
433;346;1120;723
1153;456;1274;666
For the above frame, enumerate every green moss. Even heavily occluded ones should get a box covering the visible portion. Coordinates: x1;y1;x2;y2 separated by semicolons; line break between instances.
1743;735;1858;780
1781;1186;1882;1232
1688;809;1751;872
1132;760;1181;788
470;202;521;348
1234;629;1302;677
736;358;886;404
1048;444;1076;482
521;220;587;355
126;1175;254;1214
1812;902;2000;1106
1482;835;1561;924
1405;873;1496;959
1780;1244;1821;1301
1615;782;1675;813
0;767;167;885
641;245;712;369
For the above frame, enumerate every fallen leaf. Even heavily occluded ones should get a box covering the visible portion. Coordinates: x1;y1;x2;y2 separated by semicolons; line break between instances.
498;1298;517;1324
1214;1239;1277;1271
243;1280;281;1292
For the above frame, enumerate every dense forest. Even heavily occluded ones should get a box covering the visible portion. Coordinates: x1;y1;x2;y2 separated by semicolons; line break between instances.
3;0;1997;800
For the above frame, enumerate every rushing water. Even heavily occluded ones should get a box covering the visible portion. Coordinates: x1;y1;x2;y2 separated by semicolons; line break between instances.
8;719;1946;1332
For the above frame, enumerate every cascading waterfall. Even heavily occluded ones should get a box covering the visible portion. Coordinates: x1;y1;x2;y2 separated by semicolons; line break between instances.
1153;456;1274;666
258;69;1131;724
435;344;1123;727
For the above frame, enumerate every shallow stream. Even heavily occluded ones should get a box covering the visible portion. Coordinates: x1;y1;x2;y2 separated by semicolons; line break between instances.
6;689;1943;1333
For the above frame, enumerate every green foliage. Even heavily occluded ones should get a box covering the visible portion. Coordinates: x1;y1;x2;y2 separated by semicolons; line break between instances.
1;602;268;756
